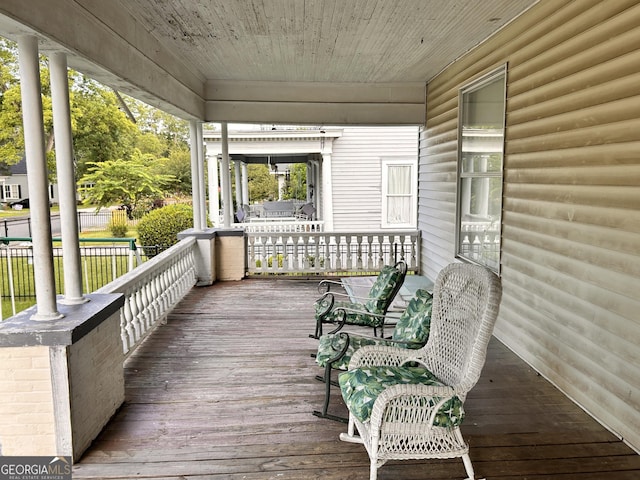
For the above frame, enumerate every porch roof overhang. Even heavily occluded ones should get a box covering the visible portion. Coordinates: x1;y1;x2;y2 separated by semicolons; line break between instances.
0;0;538;125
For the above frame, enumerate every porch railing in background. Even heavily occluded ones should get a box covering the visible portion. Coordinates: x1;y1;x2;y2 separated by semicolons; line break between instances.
247;230;420;275
96;237;197;356
460;222;501;272
237;219;324;233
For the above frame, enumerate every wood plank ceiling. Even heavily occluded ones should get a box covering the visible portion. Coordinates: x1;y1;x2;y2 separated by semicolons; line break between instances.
0;0;537;122
118;0;536;84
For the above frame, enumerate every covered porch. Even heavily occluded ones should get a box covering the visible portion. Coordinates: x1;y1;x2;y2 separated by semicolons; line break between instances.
72;279;640;480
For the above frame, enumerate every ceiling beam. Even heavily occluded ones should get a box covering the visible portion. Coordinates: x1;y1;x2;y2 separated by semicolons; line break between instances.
205;80;426;125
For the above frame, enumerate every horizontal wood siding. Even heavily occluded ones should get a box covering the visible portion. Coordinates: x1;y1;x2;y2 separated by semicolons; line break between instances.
419;0;640;451
332;126;418;230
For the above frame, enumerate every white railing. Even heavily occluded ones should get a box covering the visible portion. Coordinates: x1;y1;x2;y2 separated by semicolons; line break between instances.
247;230;420;275
96;237;197;356
237;220;324;233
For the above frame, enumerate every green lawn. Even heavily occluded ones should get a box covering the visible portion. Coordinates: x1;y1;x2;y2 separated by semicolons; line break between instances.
1;226;141;320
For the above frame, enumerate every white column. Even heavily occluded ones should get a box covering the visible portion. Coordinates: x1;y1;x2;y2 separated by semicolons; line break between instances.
196;122;207;228
234;160;242;209
207;153;220;225
17;36;62;320
241;162;249;207
321;154;334;230
306;163;312;203
220;122;233;228
50;52;86;305
189;120;203;231
314;160;321;217
311;160;319;218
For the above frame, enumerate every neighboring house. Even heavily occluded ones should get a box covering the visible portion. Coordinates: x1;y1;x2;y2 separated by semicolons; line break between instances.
204;125;419;231
0;157;59;205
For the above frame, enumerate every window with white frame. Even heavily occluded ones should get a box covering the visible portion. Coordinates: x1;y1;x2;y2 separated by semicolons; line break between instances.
456;67;506;273
382;158;417;228
3;184;21;200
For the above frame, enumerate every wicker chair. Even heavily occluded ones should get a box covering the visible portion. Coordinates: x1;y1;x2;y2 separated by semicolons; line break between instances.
338;263;502;480
311;260;407;339
313;288;433;422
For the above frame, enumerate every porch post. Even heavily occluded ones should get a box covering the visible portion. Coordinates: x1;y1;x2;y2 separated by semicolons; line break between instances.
321;153;334;230
189;120;204;231
220;122;232;228
49;52;86;305
17;35;62;320
314;160;321;217
207;152;220;225
196;121;207;228
234;160;242;210
306;162;314;203
241;162;249;208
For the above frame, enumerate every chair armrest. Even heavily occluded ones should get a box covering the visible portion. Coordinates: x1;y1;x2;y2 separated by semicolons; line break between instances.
326;291;373;302
347;344;425;370
314;292;335;320
369;383;461;431
326;307;390;334
335;330;421;348
317;279;343;294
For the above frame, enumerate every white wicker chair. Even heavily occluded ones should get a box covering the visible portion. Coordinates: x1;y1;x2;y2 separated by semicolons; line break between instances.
338;262;502;480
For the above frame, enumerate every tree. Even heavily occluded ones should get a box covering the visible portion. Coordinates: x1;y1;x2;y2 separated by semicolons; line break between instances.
78;150;174;218
0;39;139;178
0;39;27;169
247;164;278;202
150;149;192;196
70;78;138;177
0;36;193;196
282;163;307;200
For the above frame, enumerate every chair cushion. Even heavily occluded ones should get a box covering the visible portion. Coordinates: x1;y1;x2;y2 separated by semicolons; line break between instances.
316;289;433;370
364;265;403;314
391;288;433;344
338;365;465;427
316;334;380;370
317;300;385;327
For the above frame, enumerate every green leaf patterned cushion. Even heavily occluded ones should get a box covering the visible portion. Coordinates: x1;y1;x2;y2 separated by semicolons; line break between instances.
316;300;385;327
391;289;433;344
364;265;403;314
316;333;380;370
338;365;465;427
316;289;433;370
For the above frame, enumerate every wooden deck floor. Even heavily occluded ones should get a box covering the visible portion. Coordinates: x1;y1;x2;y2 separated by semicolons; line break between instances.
73;278;640;479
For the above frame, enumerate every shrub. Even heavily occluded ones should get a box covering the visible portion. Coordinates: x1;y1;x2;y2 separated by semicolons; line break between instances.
109;218;128;237
137;203;193;256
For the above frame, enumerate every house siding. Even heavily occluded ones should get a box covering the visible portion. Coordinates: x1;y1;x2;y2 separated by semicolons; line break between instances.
419;0;640;451
332;126;419;230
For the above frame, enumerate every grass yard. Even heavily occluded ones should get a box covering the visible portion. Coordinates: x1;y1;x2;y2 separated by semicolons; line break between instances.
1;227;141;319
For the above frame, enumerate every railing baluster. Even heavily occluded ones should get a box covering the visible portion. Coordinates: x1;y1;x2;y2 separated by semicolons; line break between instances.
243;229;420;275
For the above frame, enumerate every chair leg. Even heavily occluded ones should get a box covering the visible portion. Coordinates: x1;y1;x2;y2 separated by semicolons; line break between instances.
461;453;475;480
370;460;378;480
339;414;363;443
312;364;347;423
309;318;321;339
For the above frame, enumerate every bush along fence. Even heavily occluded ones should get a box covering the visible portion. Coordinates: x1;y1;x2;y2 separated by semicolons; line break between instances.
0;237;171;320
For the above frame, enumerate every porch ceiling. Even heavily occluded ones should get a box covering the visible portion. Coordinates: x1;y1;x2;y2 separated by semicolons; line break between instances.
0;0;537;124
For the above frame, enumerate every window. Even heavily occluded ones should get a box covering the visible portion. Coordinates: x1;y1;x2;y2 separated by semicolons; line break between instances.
456;67;506;273
382;158;417;228
3;184;21;200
